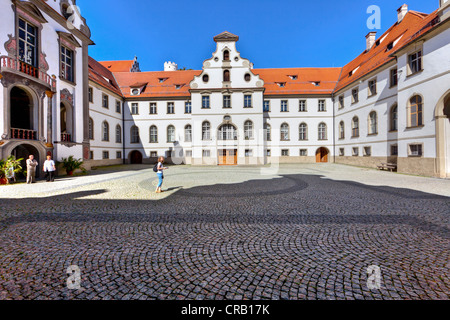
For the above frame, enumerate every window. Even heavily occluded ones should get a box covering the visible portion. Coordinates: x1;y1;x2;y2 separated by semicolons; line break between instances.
352;117;359;137
102;121;109;141
18;18;37;67
185;101;192;114
150;151;158;158
391;145;398;156
88;87;93;103
167;102;175;114
409;95;423;127
363;146;372;157
149;125;158;143
244;95;252;108
281;123;290;141
409;144;423;157
202;121;211;140
61;46;74;82
185;125;192;142
116;151;122;159
102;151;109;160
223;95;231;109
339;148;345;156
102;94;109;109
368;79;377;96
202;74;209;83
266;149;271;157
88;118;94;140
223;50;230;61
300;149;307;156
281;100;288;112
299;123;308;141
390;105;398;131
203;150;211;158
131;126;140;143
265;124;271;141
245;149;253;157
116;100;121;113
353;147;359;156
390;69;398;87
299;100;307;112
115;125;122;143
338;95;344;109
244;121;253;140
202;96;210;109
368;112;378;135
223;70;230;82
89;151;94;160
167;125;176;143
263;100;270;112
339;121;345;139
277;82;286;87
318;100;326;112
150;103;157;115
186;150;192;158
408;51;422;75
131;103;139;115
244;73;251;82
281;149;290;156
318;123;327;140
352;88;359;104
219;124;237;140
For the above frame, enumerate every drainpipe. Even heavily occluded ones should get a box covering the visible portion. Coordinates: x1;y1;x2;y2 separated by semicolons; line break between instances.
122;100;125;164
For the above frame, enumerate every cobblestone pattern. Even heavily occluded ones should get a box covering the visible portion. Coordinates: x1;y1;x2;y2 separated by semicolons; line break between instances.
0;167;449;300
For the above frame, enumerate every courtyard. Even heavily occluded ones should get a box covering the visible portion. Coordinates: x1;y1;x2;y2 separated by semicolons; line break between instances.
0;163;449;300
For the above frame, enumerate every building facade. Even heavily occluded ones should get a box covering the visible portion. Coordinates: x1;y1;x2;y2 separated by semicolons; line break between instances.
0;0;449;177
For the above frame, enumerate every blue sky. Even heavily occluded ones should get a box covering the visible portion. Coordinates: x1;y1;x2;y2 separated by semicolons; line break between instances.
78;0;439;71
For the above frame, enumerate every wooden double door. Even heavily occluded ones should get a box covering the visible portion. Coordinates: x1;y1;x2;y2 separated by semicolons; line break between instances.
218;149;237;165
316;147;329;163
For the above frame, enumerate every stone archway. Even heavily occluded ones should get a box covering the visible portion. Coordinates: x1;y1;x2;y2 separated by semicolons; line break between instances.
435;91;450;178
129;150;143;164
11;143;41;178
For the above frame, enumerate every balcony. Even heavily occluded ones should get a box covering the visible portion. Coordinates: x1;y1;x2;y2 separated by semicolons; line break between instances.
0;56;56;90
10;128;37;140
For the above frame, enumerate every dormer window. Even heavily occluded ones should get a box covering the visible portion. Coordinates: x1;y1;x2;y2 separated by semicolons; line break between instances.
223;50;230;61
277;82;286;87
159;78;168;83
313;81;320;86
131;88;140;95
175;84;182;90
289;75;298;80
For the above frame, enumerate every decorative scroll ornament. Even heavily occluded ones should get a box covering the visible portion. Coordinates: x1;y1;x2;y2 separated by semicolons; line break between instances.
4;34;17;57
60;88;74;105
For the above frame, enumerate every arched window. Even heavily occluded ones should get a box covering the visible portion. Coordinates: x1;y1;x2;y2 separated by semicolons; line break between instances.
390;104;398;131
369;111;378;134
167;125;176;143
265;123;271;141
102;121;109;141
115;124;122;143
202;121;211;140
218;124;237;140
185;125;192;142
223;70;230;82
299;123;308;141
281;123;290;141
318;123;327;140
244;120;253;139
88;118;94;140
223;50;230;61
150;125;158;143
352;117;359;137
131;125;140;143
409;95;423;127
339;121;345;139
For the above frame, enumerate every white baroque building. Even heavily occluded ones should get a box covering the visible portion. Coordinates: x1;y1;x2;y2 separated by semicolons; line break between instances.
1;0;449;178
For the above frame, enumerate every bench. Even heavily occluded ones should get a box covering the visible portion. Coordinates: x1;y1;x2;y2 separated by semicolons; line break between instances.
377;162;397;172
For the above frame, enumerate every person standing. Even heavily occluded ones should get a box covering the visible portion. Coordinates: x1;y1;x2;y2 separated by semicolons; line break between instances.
26;155;38;184
43;155;56;182
155;156;168;193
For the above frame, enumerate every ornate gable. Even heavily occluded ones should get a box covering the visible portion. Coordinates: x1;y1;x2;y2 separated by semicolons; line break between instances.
213;31;239;43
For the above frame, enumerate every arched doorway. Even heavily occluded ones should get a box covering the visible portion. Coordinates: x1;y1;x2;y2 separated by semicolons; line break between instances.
316;147;329;163
129;150;143;164
10;87;36;140
11;144;41;178
435;91;450;178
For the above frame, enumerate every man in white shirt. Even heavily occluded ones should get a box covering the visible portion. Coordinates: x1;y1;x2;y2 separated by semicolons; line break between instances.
43;155;56;182
26;155;38;184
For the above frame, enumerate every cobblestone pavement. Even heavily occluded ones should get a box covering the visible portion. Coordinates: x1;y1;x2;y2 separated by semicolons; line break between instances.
0;164;449;300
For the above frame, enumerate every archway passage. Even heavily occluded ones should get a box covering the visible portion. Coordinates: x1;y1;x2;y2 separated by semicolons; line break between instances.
316;147;329;163
444;94;450;176
10;87;33;131
130;151;143;164
11;144;41;178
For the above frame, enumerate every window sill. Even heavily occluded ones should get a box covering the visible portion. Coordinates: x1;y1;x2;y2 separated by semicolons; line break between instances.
351;136;360;139
388;130;398;133
60;77;76;86
368;93;377;98
408;155;423;158
406;125;424;129
406;69;424;78
367;133;378;136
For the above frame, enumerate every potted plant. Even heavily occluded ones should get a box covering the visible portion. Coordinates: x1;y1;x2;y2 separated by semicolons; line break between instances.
61;156;86;176
0;156;23;184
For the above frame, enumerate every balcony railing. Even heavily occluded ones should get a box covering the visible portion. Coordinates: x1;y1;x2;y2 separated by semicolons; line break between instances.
0;56;56;90
61;133;72;142
10;128;37;140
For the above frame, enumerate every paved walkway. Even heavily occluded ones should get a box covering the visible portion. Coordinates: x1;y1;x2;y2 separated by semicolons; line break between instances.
0;164;449;300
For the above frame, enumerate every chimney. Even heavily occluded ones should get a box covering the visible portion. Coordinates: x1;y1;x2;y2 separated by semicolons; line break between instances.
366;32;377;51
397;4;408;23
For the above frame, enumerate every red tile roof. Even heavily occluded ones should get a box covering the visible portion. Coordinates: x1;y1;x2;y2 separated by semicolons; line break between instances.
98;60;135;73
334;10;440;93
88;57;123;97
